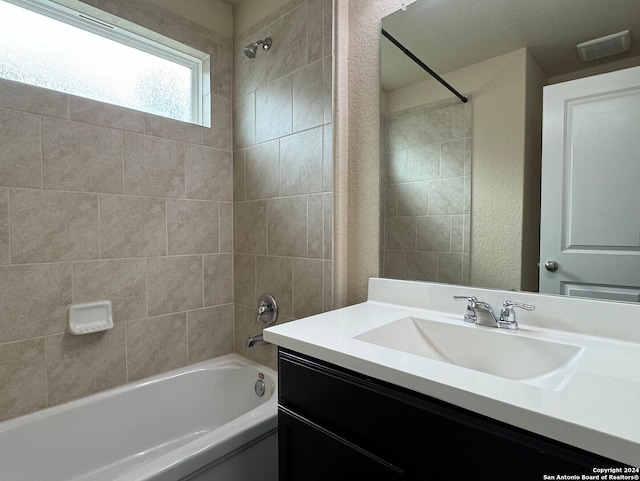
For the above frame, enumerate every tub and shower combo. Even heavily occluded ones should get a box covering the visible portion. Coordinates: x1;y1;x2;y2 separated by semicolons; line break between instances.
0;354;278;481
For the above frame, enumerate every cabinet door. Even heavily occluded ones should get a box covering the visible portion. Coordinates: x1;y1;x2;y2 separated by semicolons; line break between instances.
278;407;405;481
279;349;627;479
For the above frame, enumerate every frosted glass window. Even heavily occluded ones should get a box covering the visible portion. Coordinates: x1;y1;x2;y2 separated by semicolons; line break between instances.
0;0;205;124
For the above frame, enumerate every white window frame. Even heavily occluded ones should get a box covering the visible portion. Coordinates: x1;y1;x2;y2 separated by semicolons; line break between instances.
1;0;208;125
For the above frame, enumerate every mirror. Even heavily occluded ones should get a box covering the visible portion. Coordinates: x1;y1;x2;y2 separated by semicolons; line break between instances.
380;0;640;296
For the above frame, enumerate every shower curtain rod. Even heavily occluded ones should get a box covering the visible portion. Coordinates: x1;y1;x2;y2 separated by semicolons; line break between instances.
382;28;468;104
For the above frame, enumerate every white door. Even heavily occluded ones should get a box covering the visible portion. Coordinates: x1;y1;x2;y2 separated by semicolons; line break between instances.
539;66;640;302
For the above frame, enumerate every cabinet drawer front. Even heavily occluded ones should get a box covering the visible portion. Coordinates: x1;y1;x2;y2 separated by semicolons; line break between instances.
279;407;405;481
278;349;623;479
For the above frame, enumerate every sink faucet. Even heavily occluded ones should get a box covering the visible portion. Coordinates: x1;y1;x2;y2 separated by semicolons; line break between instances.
453;296;534;330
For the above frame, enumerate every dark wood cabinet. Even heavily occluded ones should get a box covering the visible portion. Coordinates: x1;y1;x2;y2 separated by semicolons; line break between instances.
278;348;627;481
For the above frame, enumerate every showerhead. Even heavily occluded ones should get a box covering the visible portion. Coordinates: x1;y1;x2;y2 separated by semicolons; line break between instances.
243;37;272;59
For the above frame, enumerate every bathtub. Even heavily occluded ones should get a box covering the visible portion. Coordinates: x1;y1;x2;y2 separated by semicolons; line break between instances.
0;354;278;481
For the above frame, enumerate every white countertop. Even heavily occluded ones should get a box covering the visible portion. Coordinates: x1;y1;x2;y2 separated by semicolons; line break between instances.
264;278;640;467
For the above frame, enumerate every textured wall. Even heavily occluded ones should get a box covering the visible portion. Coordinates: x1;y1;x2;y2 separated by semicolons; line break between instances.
232;0;333;369
333;1;409;305
0;0;234;422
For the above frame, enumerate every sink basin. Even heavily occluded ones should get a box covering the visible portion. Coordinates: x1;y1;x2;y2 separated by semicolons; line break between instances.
354;317;584;390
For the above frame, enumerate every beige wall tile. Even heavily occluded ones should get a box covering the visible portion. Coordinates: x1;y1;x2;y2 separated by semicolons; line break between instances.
280;127;323;196
233;93;256;149
308;194;323;258
42;117;124;194
123;132;185;198
73;259;147;323
382;97;470;286
204;254;233;306
0;339;46;422
205;95;233;150
234;254;256;307
218;40;233;99
235;200;267;254
233;149;246;202
0;78;68;118
0;264;72;343
267;196;307;257
397;181;429;217
246;140;280;200
256;75;293;143
383;250;407;279
323;124;333;191
293;60;324;132
46;326;126;406
387;149;408;184
323;54;332;124
256;75;293;144
11;189;99;263
292;258;323;319
417;106;453;144
452;103;466;139
323;193;332;260
185;145;232;201
187;305;233;364
100;194;166;258
0;189;8;265
147;255;203;316
385;217;416;251
406;251;438;282
451;215;465;253
388;113;417;151
0;109;42;188
145;113;204;144
219;202;233;253
266;5;307;83
438;252;463;284
256;256;293;317
407;145;439;181
126;313;187;382
95;0;164;32
164;21;214;55
167;199;219;255
307;0;324;62
429;177;464;215
417;216;451;252
70;96;144;132
440;139;466;178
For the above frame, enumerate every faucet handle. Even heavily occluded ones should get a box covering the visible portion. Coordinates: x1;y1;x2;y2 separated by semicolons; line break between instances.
453;295;478;304
453;295;478;323
499;300;535;329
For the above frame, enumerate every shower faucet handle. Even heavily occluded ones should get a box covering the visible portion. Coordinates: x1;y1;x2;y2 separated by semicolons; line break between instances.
256;293;278;326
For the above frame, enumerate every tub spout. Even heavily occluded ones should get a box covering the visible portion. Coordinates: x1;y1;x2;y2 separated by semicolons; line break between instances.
246;333;269;348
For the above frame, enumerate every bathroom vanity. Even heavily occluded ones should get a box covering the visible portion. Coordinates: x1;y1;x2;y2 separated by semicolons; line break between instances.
264;278;640;479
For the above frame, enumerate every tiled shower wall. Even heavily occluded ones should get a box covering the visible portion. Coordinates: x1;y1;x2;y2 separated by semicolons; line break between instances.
381;98;471;284
0;1;233;422
232;0;333;368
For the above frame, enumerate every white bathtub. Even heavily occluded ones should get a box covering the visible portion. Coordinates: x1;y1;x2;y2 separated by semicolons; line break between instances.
0;354;278;481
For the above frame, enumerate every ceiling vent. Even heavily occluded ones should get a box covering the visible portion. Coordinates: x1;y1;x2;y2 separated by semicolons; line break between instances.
577;30;631;62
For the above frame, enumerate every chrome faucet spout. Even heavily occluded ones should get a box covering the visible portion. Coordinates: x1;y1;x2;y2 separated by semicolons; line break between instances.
246;333;269;348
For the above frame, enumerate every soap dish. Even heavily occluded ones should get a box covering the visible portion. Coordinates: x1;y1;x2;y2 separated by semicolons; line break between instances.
67;300;113;335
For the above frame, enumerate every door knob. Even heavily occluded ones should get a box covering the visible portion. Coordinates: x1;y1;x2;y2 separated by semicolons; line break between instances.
544;260;559;272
